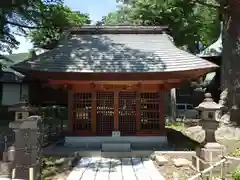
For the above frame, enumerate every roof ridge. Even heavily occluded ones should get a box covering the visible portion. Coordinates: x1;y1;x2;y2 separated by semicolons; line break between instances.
68;25;168;35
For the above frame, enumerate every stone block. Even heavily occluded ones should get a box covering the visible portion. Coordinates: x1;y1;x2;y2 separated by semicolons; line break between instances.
199;120;219;129
204;143;225;150
2;151;8;162
101;151;132;158
0;161;12;174
172;158;191;167
155;155;168;166
200;143;226;162
200;148;224;162
101;143;131;152
7;146;15;162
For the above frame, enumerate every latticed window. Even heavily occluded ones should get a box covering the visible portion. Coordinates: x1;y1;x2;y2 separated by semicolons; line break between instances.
140;92;160;130
73;92;92;131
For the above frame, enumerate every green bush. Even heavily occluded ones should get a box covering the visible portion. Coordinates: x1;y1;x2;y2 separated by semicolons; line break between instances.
233;168;240;180
231;148;240;157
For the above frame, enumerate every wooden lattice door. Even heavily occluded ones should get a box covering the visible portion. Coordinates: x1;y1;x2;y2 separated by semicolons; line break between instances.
96;92;114;136
140;92;160;131
72;92;92;134
118;92;137;135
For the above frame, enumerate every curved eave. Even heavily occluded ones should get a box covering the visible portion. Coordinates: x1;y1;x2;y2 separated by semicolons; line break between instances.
12;66;217;82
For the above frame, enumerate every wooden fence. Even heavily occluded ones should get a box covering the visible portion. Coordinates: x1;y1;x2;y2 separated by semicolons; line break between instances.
187;151;229;180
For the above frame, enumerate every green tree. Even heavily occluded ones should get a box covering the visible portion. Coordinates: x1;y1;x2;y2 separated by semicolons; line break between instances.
115;0;240;125
103;0;220;53
29;4;90;49
0;0;63;53
0;0;90;53
102;5;132;25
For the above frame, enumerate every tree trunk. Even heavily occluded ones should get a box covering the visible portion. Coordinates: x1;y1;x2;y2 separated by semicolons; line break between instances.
220;0;240;125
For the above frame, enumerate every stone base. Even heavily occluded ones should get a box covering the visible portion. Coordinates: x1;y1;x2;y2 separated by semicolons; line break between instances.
65;136;168;150
102;143;131;152
199;143;226;162
155;155;168;166
2;151;8;162
0;161;12;174
193;143;227;172
8;146;15;162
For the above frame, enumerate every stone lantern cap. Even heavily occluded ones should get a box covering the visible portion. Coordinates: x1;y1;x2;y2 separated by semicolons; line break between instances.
195;93;224;111
8;102;38;112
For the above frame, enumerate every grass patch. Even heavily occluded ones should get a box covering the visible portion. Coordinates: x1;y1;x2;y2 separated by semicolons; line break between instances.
165;122;186;132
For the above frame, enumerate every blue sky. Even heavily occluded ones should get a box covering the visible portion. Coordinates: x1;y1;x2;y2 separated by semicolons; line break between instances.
12;0;117;54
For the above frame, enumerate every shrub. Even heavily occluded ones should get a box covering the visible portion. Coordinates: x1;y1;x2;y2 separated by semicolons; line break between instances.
231;148;240;157
233;168;240;180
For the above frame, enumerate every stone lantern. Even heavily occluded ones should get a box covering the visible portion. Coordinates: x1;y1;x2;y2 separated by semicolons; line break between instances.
8;101;38;121
194;93;226;169
7;101;41;179
195;93;225;143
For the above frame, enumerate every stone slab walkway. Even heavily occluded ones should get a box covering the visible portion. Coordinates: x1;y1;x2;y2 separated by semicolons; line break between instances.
67;157;165;180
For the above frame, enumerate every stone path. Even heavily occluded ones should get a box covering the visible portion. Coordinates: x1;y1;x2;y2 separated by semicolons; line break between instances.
67;157;165;180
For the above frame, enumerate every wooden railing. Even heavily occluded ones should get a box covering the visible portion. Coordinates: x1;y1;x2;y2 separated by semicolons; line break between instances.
187;151;228;180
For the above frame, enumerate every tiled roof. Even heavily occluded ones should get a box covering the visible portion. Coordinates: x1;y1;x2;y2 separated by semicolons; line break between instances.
197;37;222;57
0;53;30;82
197;22;223;58
12;27;218;73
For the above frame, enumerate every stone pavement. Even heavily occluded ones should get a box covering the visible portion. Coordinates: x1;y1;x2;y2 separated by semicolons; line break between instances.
67;157;165;180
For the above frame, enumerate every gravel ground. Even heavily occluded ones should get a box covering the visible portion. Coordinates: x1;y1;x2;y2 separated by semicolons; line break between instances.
42;156;77;180
154;155;197;180
154;155;234;180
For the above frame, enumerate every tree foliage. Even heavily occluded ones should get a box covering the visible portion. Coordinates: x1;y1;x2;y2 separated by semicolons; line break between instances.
102;5;131;25
0;0;90;53
113;0;240;124
0;0;60;53
29;4;90;49
103;0;220;53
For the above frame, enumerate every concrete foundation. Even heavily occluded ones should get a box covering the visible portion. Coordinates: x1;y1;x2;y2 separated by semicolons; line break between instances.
64;136;168;150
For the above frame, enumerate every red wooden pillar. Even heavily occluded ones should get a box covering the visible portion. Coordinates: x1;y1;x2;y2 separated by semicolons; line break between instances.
159;92;165;135
68;90;73;135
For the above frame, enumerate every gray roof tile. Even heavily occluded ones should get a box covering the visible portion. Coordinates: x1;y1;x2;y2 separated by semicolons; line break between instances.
197;37;222;57
12;33;218;73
